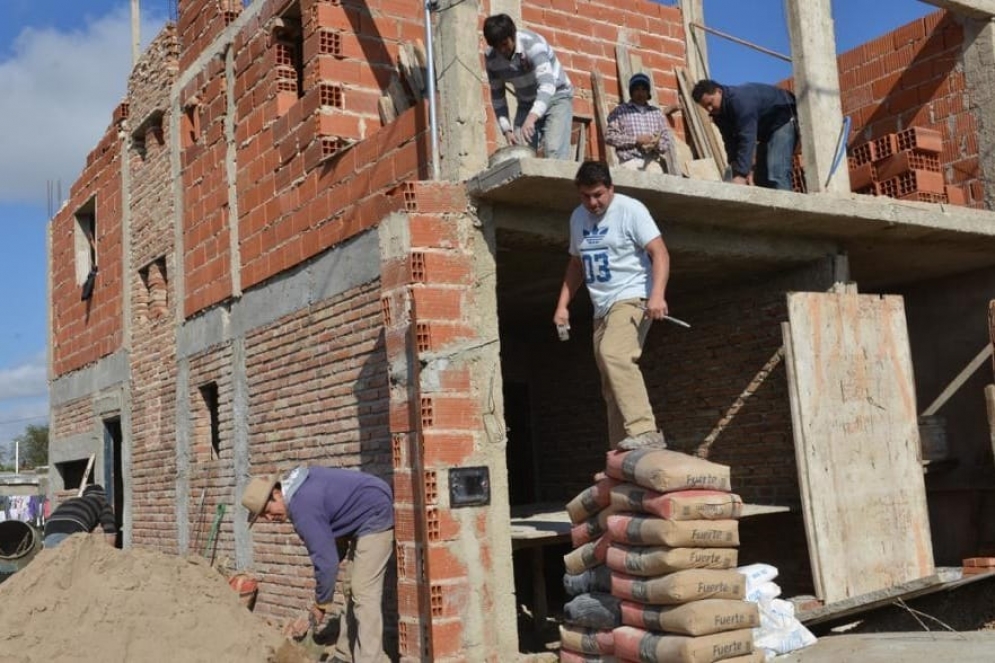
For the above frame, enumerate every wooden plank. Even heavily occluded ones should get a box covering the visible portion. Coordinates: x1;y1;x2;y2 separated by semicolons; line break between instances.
921;344;994;416
674;66;713;162
616;43;634;104
782;321;825;600
386;74;410;115
988;300;995;377
785;292;935;604
590;71;619;167
678;66;728;173
798;568;995;625
398;43;425;100
986;385;995;469
77;453;96;497
377;96;396;125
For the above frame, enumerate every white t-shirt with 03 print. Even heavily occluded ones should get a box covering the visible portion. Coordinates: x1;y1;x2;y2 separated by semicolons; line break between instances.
568;192;662;319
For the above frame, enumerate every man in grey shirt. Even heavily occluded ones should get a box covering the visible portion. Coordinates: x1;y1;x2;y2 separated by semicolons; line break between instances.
483;13;574;160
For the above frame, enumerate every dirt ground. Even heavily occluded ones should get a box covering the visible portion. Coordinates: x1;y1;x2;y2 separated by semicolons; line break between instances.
0;533;309;663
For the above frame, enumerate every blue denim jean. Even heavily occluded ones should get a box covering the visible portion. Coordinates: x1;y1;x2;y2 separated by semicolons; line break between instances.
43;532;73;549
755;118;797;190
514;89;575;160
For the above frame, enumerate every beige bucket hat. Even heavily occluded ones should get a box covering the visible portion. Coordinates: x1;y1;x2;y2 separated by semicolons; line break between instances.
241;474;279;527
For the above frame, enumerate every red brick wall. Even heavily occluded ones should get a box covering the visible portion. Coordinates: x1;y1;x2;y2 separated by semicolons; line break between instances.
186;345;235;562
840;11;983;206
244;279;392;620
50;122;125;375
514;0;688;157
127;28;181;552
177;0;431;318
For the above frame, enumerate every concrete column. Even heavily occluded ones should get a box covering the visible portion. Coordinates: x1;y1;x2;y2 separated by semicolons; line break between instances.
224;45;243;298
785;0;851;194
432;1;489;180
962;16;995;211
680;0;709;80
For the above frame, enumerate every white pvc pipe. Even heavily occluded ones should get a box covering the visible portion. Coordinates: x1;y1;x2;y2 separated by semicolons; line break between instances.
424;1;441;180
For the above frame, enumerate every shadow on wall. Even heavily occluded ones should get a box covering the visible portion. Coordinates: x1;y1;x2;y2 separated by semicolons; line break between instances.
354;327;399;660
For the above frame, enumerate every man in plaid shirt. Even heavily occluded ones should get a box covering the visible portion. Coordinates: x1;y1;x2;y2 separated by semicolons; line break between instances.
483;14;574;160
606;73;676;174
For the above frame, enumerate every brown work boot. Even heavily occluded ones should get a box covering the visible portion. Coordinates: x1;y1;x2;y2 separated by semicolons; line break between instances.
616;430;667;451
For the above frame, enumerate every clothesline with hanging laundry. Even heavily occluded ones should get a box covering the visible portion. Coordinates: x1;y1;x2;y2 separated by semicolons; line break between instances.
0;495;48;527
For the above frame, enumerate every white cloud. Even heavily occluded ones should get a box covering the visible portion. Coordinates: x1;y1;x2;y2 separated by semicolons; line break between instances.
0;5;165;204
0;350;48;400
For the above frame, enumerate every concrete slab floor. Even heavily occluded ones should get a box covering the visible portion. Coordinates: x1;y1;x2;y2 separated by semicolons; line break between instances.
777;631;995;662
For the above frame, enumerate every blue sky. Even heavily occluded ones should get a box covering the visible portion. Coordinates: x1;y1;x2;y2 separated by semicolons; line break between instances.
0;0;935;464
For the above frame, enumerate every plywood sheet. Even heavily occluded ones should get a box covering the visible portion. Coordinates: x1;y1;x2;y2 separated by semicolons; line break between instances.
783;292;934;604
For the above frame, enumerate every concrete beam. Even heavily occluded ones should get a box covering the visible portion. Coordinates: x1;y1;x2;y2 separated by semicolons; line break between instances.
918;0;995;18
785;0;851;194
962;16;995;210
467;157;995;287
680;0;709;80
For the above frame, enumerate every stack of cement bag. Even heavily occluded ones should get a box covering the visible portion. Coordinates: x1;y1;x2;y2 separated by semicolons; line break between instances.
739;563;817;660
560;474;622;662
560;449;765;663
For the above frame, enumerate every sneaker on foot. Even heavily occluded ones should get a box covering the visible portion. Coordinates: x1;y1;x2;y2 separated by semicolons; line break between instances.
616;430;667;451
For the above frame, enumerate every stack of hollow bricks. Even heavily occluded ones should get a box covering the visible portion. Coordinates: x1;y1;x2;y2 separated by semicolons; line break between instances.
846;126;967;204
790;126;967;205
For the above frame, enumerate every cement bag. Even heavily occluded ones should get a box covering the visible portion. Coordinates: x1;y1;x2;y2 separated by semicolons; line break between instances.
559;649;618;663
563;592;622;630
620;599;760;636
565;535;612;574
744;581;780;604
612;625;754;663
611;569;746;605
610;486;743;521
559;625;615;655
753;598;817;658
572;509;616;547
564;565;613;596
607;515;739;548
754;623;816;659
605;449;731;493
568;477;621;523
737;563;778;588
607;544;738;576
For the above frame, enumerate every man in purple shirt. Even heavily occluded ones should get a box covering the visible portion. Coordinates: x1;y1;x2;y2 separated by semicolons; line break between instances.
243;466;394;662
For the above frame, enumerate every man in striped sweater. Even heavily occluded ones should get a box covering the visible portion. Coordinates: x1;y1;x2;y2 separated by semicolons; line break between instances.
483;13;574;160
42;484;117;548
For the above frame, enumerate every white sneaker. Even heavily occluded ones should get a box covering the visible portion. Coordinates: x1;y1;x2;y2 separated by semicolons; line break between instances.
616;430;667;451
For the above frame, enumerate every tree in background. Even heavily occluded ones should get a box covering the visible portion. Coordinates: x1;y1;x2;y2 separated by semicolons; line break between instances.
11;424;49;471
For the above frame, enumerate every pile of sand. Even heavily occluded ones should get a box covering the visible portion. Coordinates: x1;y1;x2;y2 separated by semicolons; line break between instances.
0;534;309;663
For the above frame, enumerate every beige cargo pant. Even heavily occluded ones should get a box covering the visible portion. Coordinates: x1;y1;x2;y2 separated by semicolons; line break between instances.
333;528;394;663
592;298;657;448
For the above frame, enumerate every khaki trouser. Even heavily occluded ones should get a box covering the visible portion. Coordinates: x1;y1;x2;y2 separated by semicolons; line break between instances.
334;528;394;663
592;298;657;448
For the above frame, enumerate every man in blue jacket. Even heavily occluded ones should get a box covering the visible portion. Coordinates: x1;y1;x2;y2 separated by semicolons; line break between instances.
243;467;394;662
692;79;797;190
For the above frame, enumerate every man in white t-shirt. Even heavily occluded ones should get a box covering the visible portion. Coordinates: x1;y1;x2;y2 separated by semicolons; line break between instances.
553;160;671;450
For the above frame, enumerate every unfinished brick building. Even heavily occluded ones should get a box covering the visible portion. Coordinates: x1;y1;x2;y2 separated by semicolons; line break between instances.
47;0;995;659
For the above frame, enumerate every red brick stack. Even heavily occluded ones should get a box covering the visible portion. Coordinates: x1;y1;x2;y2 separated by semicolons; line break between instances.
847;127;967;204
560;449;763;663
961;557;995;576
